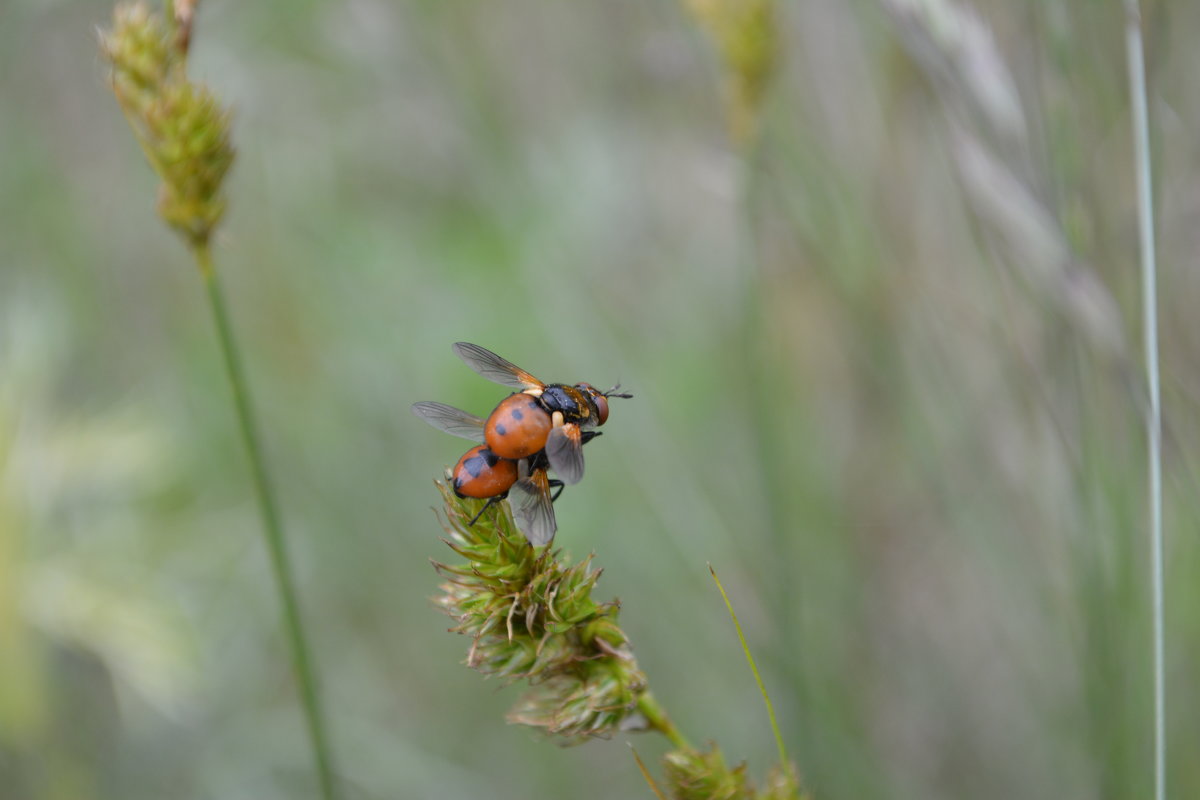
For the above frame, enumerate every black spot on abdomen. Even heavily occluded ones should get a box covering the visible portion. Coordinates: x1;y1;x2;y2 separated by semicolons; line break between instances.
464;453;492;478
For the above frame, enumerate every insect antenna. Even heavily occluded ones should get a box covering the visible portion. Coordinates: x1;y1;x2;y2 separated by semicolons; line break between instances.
603;382;633;399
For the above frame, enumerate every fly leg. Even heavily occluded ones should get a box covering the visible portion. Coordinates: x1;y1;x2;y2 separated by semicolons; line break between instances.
467;495;504;526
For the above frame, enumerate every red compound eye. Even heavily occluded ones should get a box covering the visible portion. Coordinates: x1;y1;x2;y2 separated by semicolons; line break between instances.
593;393;609;425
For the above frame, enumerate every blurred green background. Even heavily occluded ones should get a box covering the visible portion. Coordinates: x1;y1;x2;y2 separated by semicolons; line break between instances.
2;0;1199;798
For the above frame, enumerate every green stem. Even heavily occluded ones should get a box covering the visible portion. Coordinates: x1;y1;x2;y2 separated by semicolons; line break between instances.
709;564;788;768
636;691;691;751
194;244;338;800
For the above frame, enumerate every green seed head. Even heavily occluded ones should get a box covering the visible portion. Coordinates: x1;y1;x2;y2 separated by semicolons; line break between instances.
664;744;755;800
100;2;234;249
433;484;650;742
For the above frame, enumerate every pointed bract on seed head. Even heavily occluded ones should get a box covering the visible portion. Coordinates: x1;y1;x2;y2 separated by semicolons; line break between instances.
100;1;234;250
505;645;649;742
432;482;650;743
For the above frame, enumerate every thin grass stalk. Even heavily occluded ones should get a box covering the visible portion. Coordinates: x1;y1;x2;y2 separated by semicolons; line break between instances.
710;565;788;769
194;244;339;800
1121;3;1163;799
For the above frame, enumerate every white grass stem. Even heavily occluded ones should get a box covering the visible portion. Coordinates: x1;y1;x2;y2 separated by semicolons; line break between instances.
1122;4;1164;799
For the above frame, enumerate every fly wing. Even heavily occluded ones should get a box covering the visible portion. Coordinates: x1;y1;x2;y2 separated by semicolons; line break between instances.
545;423;585;486
452;342;544;391
411;401;486;443
511;470;557;546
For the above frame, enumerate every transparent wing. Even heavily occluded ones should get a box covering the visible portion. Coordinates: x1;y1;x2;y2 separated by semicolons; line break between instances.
452;342;544;390
545;423;585;485
511;470;557;546
411;401;486;443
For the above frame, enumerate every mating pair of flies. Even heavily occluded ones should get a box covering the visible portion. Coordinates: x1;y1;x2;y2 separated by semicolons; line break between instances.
413;343;631;546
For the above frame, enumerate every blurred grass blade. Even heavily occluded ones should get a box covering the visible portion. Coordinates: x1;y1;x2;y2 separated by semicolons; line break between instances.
1122;3;1164;799
884;0;1127;361
708;564;787;768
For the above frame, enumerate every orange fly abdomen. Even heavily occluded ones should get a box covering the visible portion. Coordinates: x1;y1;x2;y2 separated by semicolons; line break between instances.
484;394;552;460
452;445;519;499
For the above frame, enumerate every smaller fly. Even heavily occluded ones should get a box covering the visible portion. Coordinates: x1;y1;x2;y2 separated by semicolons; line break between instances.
411;401;598;545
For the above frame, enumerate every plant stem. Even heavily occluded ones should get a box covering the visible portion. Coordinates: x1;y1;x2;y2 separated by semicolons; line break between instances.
709;564;788;769
194;243;339;800
1122;4;1163;799
636;691;691;751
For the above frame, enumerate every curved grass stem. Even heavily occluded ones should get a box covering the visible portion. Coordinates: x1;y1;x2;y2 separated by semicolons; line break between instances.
194;243;339;800
709;564;788;769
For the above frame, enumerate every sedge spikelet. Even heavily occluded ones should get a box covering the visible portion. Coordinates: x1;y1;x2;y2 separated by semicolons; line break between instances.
431;486;805;796
663;744;808;800
100;2;233;250
757;761;806;800
664;744;755;800
432;483;650;742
